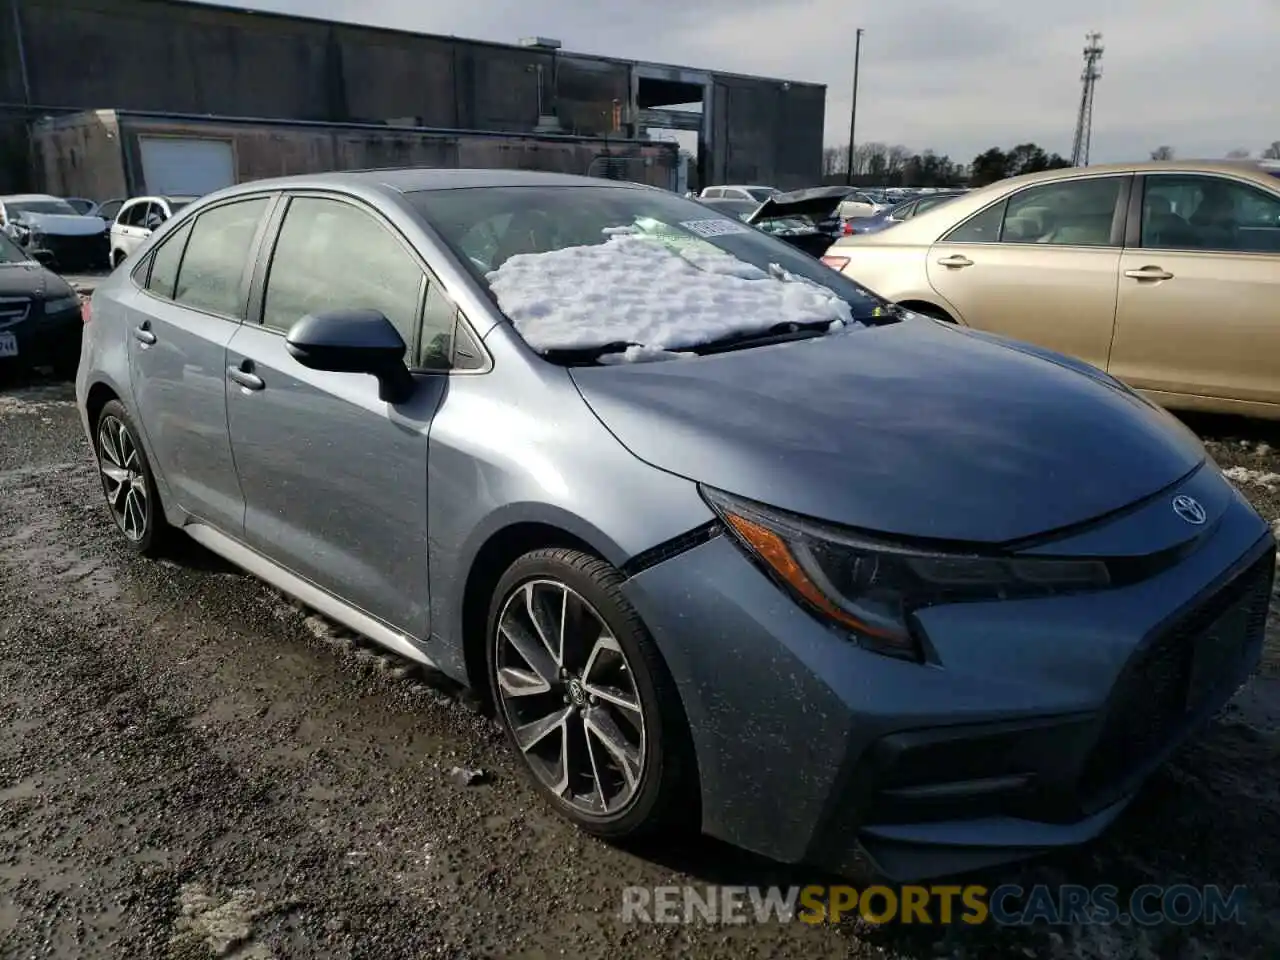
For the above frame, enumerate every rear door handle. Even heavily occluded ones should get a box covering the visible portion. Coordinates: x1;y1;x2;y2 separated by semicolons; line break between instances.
227;365;264;391
132;323;156;345
937;254;974;268
1124;266;1174;281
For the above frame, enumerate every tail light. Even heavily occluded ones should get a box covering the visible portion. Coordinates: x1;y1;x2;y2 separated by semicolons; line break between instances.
80;296;92;323
821;255;850;272
842;222;856;235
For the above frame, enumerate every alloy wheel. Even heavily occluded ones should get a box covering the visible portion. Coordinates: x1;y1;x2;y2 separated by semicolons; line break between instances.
97;415;149;542
495;579;647;817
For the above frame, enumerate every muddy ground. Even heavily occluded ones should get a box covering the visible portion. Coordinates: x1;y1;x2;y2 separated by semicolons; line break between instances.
1;375;1277;960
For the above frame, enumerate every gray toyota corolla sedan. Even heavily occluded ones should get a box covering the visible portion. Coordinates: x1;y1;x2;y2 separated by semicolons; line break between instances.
76;169;1276;880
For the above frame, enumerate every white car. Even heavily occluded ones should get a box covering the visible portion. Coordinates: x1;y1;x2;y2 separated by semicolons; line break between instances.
699;184;780;203
836;191;889;220
109;195;194;266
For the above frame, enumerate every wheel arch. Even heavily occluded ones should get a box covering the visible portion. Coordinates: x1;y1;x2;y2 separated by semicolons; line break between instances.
458;520;601;712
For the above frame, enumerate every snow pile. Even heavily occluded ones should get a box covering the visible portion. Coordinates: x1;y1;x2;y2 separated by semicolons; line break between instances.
1222;466;1280;491
486;232;855;356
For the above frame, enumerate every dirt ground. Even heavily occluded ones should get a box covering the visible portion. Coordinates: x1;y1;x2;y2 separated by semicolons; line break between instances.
1;375;1277;960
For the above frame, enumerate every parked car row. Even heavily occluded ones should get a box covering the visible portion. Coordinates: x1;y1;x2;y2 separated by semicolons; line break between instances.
0;192;196;272
73;166;1275;884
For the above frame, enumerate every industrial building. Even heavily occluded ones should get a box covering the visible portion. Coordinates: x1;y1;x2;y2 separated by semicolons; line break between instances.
1;0;826;196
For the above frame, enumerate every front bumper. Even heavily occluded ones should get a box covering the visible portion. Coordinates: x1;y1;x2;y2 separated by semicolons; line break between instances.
621;467;1275;880
28;233;109;272
0;305;83;370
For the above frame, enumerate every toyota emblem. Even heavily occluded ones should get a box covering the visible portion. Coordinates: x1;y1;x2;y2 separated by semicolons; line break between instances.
1172;494;1207;525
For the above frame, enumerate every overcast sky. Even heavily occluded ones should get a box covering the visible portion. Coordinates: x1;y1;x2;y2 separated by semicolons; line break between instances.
202;0;1277;164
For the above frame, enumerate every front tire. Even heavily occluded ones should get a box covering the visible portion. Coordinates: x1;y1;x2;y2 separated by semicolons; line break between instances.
94;400;170;556
487;548;696;840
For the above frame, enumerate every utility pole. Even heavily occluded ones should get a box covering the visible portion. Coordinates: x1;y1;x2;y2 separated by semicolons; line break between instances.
845;28;863;186
1070;32;1103;167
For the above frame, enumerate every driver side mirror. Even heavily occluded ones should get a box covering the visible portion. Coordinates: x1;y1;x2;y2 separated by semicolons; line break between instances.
285;308;415;404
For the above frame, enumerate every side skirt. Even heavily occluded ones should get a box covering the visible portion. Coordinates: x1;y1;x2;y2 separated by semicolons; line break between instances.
183;522;438;669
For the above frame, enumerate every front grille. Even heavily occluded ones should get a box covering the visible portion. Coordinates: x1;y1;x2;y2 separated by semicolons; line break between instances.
1078;547;1275;804
42;233;107;271
0;296;30;327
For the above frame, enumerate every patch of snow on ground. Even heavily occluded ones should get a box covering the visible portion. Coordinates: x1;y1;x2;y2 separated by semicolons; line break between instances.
1222;466;1280;491
486;233;855;356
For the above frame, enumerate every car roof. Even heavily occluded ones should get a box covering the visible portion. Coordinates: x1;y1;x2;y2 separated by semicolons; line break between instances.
213;168;651;196
987;158;1279;190
0;193;63;203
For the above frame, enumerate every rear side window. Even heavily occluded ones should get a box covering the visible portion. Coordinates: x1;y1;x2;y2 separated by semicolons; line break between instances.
145;220;193;298
173;198;269;317
942;200;1007;243
262;196;424;348
1000;177;1122;246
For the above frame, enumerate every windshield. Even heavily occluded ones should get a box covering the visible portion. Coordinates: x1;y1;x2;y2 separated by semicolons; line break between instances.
411;185;888;361
7;199;79;217
167;200;191;213
0;232;31;263
746;187;779;202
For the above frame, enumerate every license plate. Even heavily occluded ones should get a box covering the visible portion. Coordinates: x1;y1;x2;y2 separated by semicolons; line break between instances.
0;332;17;358
1187;600;1252;708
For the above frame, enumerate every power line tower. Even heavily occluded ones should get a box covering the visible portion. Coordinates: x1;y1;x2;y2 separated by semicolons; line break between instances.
1070;32;1104;167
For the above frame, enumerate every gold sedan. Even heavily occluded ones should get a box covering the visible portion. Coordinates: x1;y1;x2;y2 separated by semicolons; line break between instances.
823;161;1280;419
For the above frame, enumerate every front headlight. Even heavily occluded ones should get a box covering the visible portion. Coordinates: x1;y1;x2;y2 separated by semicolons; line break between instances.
702;487;1110;662
43;294;81;316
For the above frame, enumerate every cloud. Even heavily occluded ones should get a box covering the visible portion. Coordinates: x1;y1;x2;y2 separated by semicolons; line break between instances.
198;0;1279;164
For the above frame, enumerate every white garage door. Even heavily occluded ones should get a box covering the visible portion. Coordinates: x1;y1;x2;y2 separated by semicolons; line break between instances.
139;137;235;197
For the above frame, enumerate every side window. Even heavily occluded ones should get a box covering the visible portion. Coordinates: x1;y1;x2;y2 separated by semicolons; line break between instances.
120;202;146;227
896;201;919;220
942;200;1007;243
145;220;193;299
418;281;457;370
1000;177;1122;246
704;188;722;199
262;197;424;350
1141;175;1280;254
173;197;269;317
143;202;165;230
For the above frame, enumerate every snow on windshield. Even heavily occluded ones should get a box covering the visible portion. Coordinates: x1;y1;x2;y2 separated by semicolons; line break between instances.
486;228;856;358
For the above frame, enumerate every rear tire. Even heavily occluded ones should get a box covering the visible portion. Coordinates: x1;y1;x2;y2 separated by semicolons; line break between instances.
487;547;697;841
94;400;171;557
111;250;126;269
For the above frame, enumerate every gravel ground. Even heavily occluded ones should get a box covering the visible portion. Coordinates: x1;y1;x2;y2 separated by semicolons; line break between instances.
1;373;1278;960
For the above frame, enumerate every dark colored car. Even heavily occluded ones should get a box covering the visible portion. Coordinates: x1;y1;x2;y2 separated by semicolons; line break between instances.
843;191;966;236
702;187;848;257
0;231;84;378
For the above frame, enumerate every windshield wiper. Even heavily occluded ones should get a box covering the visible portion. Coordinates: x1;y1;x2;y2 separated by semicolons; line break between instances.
687;321;833;356
540;340;640;365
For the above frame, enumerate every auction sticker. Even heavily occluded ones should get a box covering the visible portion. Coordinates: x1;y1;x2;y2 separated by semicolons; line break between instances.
680;218;752;238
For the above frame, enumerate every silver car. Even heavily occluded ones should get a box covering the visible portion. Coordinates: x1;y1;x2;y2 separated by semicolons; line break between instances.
76;169;1275;881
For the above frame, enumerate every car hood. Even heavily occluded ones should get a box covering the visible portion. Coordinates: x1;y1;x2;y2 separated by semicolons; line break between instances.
0;262;66;298
570;319;1205;544
748;186;848;225
14;212;107;236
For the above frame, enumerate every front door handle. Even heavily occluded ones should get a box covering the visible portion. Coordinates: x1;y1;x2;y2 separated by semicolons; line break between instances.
227;364;264;391
132;322;156;345
937;254;974;268
1124;266;1174;281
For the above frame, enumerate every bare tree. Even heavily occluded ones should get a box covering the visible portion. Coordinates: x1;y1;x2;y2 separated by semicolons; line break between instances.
886;145;911;177
1263;141;1280;160
1225;148;1252;159
822;145;846;175
1150;145;1175;161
